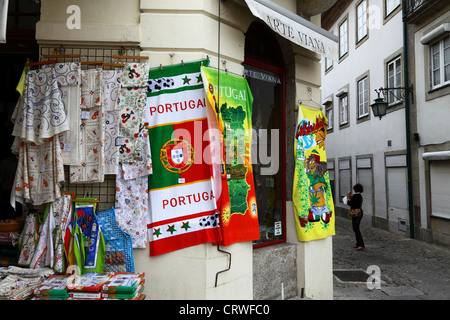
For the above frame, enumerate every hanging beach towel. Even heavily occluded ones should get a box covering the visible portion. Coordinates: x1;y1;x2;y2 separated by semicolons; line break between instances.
144;60;222;255
292;105;335;241
201;66;260;246
97;207;134;273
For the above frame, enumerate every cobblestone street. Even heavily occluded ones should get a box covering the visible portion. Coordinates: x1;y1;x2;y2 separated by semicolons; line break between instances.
333;216;450;300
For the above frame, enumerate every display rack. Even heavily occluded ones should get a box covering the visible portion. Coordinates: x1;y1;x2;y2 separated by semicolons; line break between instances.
38;46;144;211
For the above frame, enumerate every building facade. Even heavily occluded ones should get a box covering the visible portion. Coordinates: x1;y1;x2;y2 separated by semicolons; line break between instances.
321;0;450;246
22;0;338;300
403;0;450;246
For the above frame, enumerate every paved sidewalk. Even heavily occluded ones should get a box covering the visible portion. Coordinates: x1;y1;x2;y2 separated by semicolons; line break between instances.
332;216;450;300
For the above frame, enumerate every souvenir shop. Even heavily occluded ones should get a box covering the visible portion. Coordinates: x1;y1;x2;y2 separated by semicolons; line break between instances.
0;0;339;300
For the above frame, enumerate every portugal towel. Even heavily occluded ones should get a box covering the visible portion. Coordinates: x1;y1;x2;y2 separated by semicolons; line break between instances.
293;105;335;241
145;60;222;256
200;66;260;246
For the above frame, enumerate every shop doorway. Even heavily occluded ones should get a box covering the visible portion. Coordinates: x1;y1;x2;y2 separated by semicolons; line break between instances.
244;22;286;247
0;0;40;219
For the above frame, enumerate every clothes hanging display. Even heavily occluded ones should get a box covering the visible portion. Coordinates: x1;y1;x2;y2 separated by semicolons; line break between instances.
11;66;69;145
69;69;105;183
292;105;335;241
115;130;152;248
13;135;65;206
145;60;222;256
201;66;260;246
118;62;149;164
97;207;134;272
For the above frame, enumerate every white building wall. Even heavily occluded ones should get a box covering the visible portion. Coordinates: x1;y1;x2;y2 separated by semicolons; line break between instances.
413;10;450;147
321;0;405;225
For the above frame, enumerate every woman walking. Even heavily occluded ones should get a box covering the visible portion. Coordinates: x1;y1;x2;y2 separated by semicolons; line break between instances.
343;183;365;250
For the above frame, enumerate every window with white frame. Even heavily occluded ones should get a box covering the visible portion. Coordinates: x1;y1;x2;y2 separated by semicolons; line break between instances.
339;19;348;58
387;56;402;104
339;95;348;125
325;57;333;71
386;0;400;16
357;0;368;43
430;35;450;90
357;77;369;117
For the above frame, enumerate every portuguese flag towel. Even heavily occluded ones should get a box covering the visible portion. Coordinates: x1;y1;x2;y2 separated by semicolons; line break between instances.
145;60;222;256
293;105;335;241
200;66;260;246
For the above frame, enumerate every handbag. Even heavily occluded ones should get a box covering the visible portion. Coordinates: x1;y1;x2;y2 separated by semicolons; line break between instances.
349;208;361;218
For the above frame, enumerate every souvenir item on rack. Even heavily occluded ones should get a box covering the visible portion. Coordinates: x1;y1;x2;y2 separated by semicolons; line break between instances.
26;193;74;271
17;212;39;267
104;109;120;174
102;69;122;174
80;68;102;109
11;67;69;145
97;207;134;272
115;131;152;248
49;192;74;273
69;70;105;183
71;199;105;274
30;206;54;269
52;62;82;166
13;135;65;206
102;69;121;111
121;62;149;88
201;66;260;246
145;60;222;256
118;62;149;163
292;105;335;241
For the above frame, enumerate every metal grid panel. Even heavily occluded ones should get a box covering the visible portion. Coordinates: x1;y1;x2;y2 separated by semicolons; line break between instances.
39;46;141;211
39;46;139;66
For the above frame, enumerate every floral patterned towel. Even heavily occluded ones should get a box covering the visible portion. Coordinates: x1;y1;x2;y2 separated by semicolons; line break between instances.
12;68;69;145
118;62;149;164
14;135;65;206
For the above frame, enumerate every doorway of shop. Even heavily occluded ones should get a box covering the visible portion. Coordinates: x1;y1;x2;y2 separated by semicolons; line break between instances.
244;21;286;248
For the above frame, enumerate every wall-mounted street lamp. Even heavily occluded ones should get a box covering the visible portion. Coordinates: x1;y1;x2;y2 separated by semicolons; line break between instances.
370;86;414;119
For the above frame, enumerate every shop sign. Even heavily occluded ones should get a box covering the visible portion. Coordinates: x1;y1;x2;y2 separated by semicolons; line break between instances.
245;0;338;60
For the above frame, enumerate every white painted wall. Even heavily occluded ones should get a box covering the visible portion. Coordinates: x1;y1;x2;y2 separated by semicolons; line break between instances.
321;0;405;222
413;10;450;147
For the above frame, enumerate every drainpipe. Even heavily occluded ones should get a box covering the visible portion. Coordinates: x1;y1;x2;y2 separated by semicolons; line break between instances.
402;0;415;239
